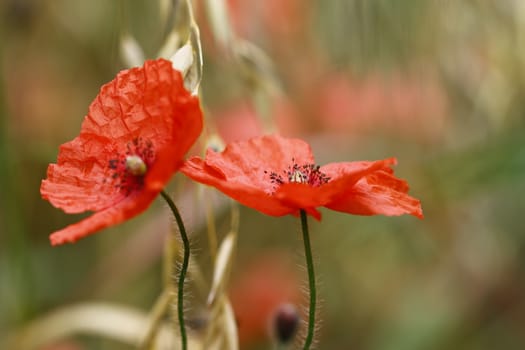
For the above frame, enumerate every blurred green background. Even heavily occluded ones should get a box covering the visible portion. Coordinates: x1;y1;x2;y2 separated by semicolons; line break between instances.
2;0;525;349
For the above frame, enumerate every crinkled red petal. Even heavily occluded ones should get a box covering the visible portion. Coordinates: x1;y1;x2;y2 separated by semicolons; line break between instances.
326;169;423;218
49;190;157;245
317;158;398;203
182;156;294;217
272;158;397;219
202;135;314;192
181;135;314;217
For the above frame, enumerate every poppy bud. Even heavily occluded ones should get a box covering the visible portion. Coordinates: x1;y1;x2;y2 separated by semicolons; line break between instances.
272;303;300;344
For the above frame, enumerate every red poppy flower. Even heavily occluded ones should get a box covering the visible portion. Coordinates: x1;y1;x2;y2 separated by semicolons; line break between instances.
41;59;203;245
181;135;422;220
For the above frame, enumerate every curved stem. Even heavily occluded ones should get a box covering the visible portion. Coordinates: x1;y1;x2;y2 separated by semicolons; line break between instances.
160;190;189;350
300;210;316;349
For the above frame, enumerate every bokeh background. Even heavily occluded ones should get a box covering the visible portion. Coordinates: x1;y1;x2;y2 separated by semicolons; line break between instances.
2;0;525;349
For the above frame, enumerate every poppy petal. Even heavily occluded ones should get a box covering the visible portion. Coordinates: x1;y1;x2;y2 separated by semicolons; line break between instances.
326;170;423;218
182;156;294;217
181;135;316;216
315;158;398;204
41;140;124;214
272;158;397;211
274;183;324;219
49;190;157;245
200;135;314;192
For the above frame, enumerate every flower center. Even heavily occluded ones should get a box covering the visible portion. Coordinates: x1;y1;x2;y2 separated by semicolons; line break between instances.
107;137;156;194
289;169;307;184
125;155;147;176
265;159;330;189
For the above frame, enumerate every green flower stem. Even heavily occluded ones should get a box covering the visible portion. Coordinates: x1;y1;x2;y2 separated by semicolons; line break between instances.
300;209;316;350
160;190;189;350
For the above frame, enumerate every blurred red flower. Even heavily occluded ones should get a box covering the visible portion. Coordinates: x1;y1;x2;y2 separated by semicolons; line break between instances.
41;59;203;245
313;72;448;142
227;0;309;41
213;101;264;143
181;135;422;220
213;98;301;143
229;253;302;346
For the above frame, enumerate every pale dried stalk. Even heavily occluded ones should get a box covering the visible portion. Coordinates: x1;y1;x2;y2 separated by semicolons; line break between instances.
202;0;280;132
203;186;219;262
207;231;237;306
4;303;200;350
202;203;240;349
139;288;176;350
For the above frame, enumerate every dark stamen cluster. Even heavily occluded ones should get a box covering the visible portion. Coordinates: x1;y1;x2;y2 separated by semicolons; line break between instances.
267;171;285;185
107;137;156;195
264;158;330;190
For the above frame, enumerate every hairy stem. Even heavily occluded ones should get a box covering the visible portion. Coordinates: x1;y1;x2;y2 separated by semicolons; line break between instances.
160;190;190;350
300;209;316;349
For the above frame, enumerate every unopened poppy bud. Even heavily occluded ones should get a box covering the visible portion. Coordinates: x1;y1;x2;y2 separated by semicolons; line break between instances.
125;155;147;176
272;303;300;344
